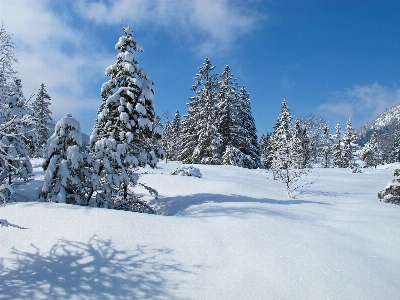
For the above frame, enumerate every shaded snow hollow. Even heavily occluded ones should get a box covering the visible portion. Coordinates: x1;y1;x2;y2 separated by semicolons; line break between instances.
1;159;399;299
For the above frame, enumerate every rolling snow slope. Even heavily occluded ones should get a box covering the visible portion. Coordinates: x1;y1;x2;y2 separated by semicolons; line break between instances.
1;159;399;299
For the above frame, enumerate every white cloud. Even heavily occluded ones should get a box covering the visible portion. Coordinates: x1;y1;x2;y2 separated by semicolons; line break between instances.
0;0;266;132
318;102;354;119
79;0;266;56
0;0;108;130
318;83;400;128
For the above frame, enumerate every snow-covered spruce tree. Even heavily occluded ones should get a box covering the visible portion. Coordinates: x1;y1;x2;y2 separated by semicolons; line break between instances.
0;79;36;186
270;98;312;197
378;169;400;205
332;124;343;168
318;124;333;168
259;132;272;169
191;58;222;164
342;119;356;168
31;83;52;157
361;130;381;168
162;115;173;163
0;27;35;203
171;110;181;161
264;119;281;172
179;98;199;163
292;119;310;169
146;114;164;157
217;65;237;152
89;27;161;212
222;144;243;166
301;127;311;168
40;114;92;204
0;24;18;104
179;66;206;164
234;86;261;168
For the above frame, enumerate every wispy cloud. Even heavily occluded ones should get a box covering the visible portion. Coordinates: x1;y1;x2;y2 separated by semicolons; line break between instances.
0;0;266;132
318;83;400;129
0;0;109;127
78;0;267;57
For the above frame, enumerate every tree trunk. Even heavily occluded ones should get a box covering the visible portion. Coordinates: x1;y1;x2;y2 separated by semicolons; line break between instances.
8;160;12;185
123;184;128;200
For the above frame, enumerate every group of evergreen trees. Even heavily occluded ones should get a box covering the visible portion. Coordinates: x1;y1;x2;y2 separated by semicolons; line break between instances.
179;59;260;168
258;99;313;196
2;23;399;207
1;25;162;211
161;110;181;162
260;103;360;173
0;24;53;203
39;27;162;213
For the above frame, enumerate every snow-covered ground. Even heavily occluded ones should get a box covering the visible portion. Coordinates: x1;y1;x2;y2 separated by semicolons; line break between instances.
1;159;399;299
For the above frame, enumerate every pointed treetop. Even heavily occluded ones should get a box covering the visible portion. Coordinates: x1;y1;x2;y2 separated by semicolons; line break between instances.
123;26;133;36
115;26;143;53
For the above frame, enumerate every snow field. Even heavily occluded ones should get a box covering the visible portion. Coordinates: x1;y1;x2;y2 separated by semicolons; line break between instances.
1;161;399;299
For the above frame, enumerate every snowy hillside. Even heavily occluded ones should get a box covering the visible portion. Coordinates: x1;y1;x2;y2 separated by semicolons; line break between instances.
1;159;400;299
357;103;400;145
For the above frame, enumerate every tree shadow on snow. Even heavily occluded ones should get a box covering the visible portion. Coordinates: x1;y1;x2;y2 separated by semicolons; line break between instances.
155;193;331;217
0;235;192;299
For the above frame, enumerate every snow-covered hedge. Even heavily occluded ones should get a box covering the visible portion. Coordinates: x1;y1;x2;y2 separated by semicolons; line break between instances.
171;166;202;178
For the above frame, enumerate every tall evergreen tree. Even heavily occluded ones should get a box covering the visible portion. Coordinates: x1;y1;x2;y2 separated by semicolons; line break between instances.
271;99;292;188
162;115;173;162
342;119;356;168
301;127;311;168
188;58;222;164
260;132;272;169
217;65;237;151
0;24;18;104
292;119;309;169
234;86;260;168
318;124;333;168
179;98;199;163
0;78;36;187
361;130;381;168
0;27;35;203
89;27;162;209
264;119;281;171
179;59;214;164
270;98;313;196
31;83;52;157
171;110;181;161
332;124;343;168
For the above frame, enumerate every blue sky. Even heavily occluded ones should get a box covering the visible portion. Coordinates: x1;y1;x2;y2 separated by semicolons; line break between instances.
1;0;399;135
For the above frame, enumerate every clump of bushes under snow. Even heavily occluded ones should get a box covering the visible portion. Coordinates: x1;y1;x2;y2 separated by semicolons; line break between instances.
171;166;202;178
378;169;400;205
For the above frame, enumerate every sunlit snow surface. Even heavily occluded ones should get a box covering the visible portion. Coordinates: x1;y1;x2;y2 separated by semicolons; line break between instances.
1;159;399;299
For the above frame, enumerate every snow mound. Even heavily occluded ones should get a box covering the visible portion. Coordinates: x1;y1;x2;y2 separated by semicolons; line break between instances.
170;166;202;178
